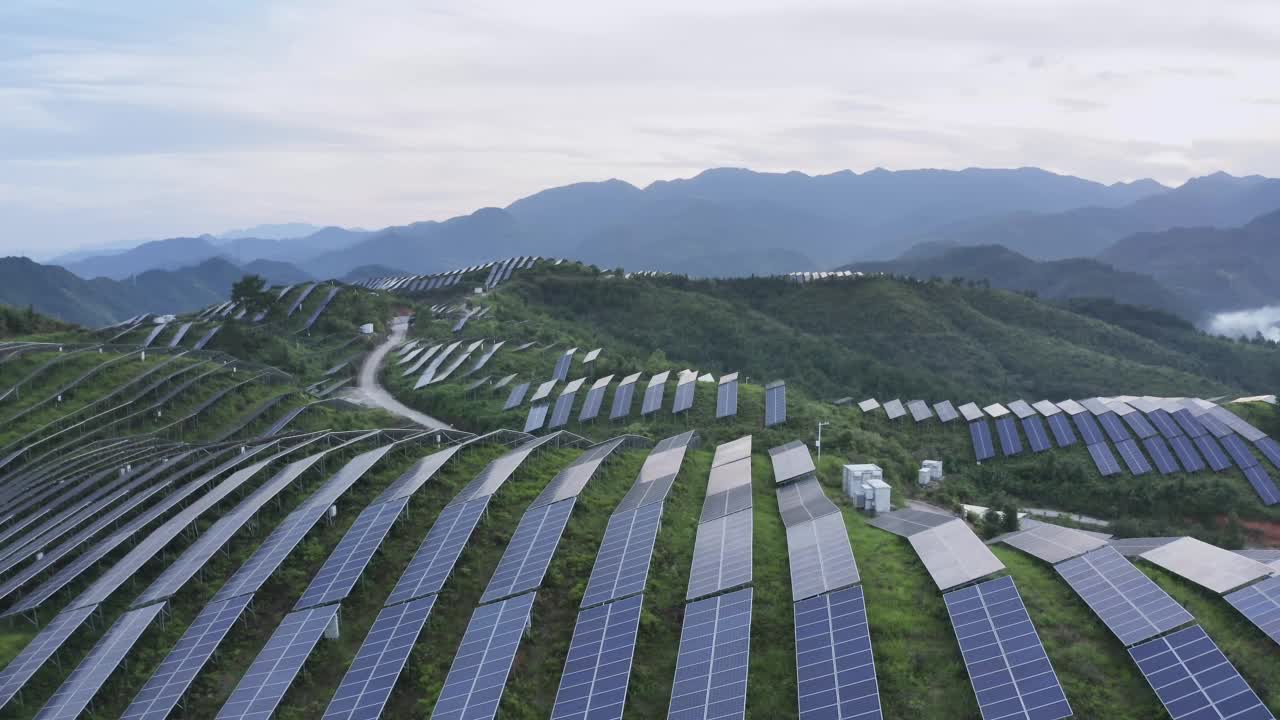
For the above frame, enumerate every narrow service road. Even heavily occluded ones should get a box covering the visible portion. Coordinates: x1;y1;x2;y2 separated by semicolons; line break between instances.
343;316;452;429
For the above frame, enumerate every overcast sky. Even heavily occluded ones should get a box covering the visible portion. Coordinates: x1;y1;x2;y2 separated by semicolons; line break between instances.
4;0;1280;256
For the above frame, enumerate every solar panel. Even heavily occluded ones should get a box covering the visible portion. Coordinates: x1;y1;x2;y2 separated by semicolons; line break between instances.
713;436;752;468
430;340;483;384
668;588;752;720
122;594;254;720
1129;625;1273;720
503;382;530;410
865;508;955;538
449;434;561;506
1194;434;1232;472
1144;410;1183;440
1098;413;1131;445
943;576;1071;720
551;594;644;720
958;402;984;422
672;375;697;414
769;440;816;485
970;421;995;461
1141;436;1179;475
1141;537;1273;594
984;403;1011;418
702;457;753;524
1108;537;1181;557
1084;442;1121;476
995;417;1023;456
1020;416;1051;453
717;373;740;419
553;348;577;382
578;376;613;422
934;400;959;423
765;381;788;427
1167;435;1207;474
549;391;577;429
481;498;576;603
610;375;640;420
794;585;882;720
580;502;664;608
1171;409;1207;438
385;498;490;605
1037;414;1073;449
403;344;442;376
687;509;753;601
34;602;166;719
1242;465;1280;506
1072;413;1105;445
642;373;669;415
531;438;627;508
294;497;409;610
1256;437;1280;471
1223;575;1280;647
1193;410;1234;439
524;403;550;432
216;604;339;719
858;399;881;414
1120;411;1158;439
1114;439;1152;476
415;341;462;388
0;606;96;710
1221;433;1260;470
998;522;1107;564
882;399;906;420
431;592;535;720
909;519;1006;591
788;513;860;601
776;477;839;527
1055;546;1193;646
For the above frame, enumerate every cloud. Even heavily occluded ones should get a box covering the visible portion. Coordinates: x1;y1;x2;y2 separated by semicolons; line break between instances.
1055;97;1107;112
1207;306;1280;342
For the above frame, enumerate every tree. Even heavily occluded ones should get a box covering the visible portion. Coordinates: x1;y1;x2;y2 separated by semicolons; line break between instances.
231;274;273;316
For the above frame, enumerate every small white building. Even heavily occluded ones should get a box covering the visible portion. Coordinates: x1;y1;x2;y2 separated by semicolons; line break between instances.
843;464;890;512
861;477;891;514
918;460;943;486
843;463;883;500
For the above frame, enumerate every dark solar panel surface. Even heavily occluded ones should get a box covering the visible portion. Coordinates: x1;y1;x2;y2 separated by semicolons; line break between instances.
580;503;664;609
1054;546;1192;646
550;594;644;720
549;392;576;429
610;382;637;420
385;498;489;606
1087;443;1122;476
686;509;753;601
1257;437;1280;471
431;592;535;720
1073;413;1105;446
787;513;860;601
216;605;339;719
642;382;666;415
1114;439;1152;476
1129;625;1273;720
1222;576;1280;647
295;497;409;610
0;606;95;710
524;403;549;432
1168;435;1207;474
578;385;607;422
1121;411;1158;439
668;588;752;720
1099;413;1132;444
1021;416;1051;453
717;378;739;419
1242;466;1280;506
794;585;882;720
943;576;1071;720
1142;436;1179;475
1146;410;1183;440
481;499;576;604
765;382;787;427
672;378;696;414
1194;435;1231;472
1221;434;1259;469
971;421;995;461
1046;414;1077;448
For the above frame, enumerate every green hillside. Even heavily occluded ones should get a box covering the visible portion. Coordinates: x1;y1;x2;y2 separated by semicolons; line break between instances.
0;263;1277;720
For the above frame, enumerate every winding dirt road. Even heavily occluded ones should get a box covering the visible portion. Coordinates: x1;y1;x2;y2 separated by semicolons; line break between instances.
342;317;451;429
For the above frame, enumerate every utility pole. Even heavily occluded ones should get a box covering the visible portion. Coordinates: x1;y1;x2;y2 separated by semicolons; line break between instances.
816;421;830;461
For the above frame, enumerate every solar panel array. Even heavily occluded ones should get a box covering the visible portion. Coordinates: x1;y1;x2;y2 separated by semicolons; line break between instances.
997;522;1107;564
971;420;995;461
524;403;550;432
580;502;664;608
387;498;490;605
765;381;787;427
672;373;697;414
551;593;644;720
610;373;642;420
1140;536;1273;595
769;440;816;485
687;507;753;602
481;498;577;603
1054;546;1193;646
294;496;410;610
668;588;752;720
908;519;1007;592
552;348;577;382
1129;625;1273;720
549;389;577;429
0;606;96;710
578;376;613;422
794;585;882;719
431;592;535;720
323;596;437;720
1021;416;1051;453
216;605;339;719
1086;442;1121;476
1114;439;1152;476
1223;576;1280;647
994;417;1023;456
787;513;861;601
1142;436;1179;475
717;372;740;419
943;576;1071;720
642;371;670;415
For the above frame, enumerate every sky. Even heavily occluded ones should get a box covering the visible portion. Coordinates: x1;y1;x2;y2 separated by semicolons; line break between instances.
4;0;1280;256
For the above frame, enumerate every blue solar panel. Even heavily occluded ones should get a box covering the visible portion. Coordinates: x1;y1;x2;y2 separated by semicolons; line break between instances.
1121;412;1158;439
294;496;409;610
1099;413;1132;444
1242;466;1280;506
668;588;752;720
1054;546;1193;647
578;385;608;422
1168;435;1207;474
1221;434;1259;470
1073;413;1105;445
943;576;1071;720
610;382;637;420
1257;437;1280;471
1129;625;1273;720
1223;575;1280;647
1146;410;1183;440
1115;439;1152;476
687;509;753;601
641;382;665;416
672;378;696;414
1172;409;1208;438
1142;436;1179;475
524;403;550;433
971;421;995;462
1194;412;1234;439
431;592;535;720
1087;443;1122;476
549;392;577;429
794;585;882;720
1194;435;1231;472
216;605;339;719
503;382;530;410
1021;416;1051;453
386;498;489;605
322;594;437;717
551;594;644;720
0;605;96;710
716;378;739;419
765;381;787;427
552;351;574;382
995;417;1023;457
1046;414;1077;448
481;499;577;603
580;502;664;609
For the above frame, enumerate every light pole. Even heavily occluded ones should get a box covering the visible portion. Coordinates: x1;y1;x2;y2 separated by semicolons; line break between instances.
816;421;830;461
